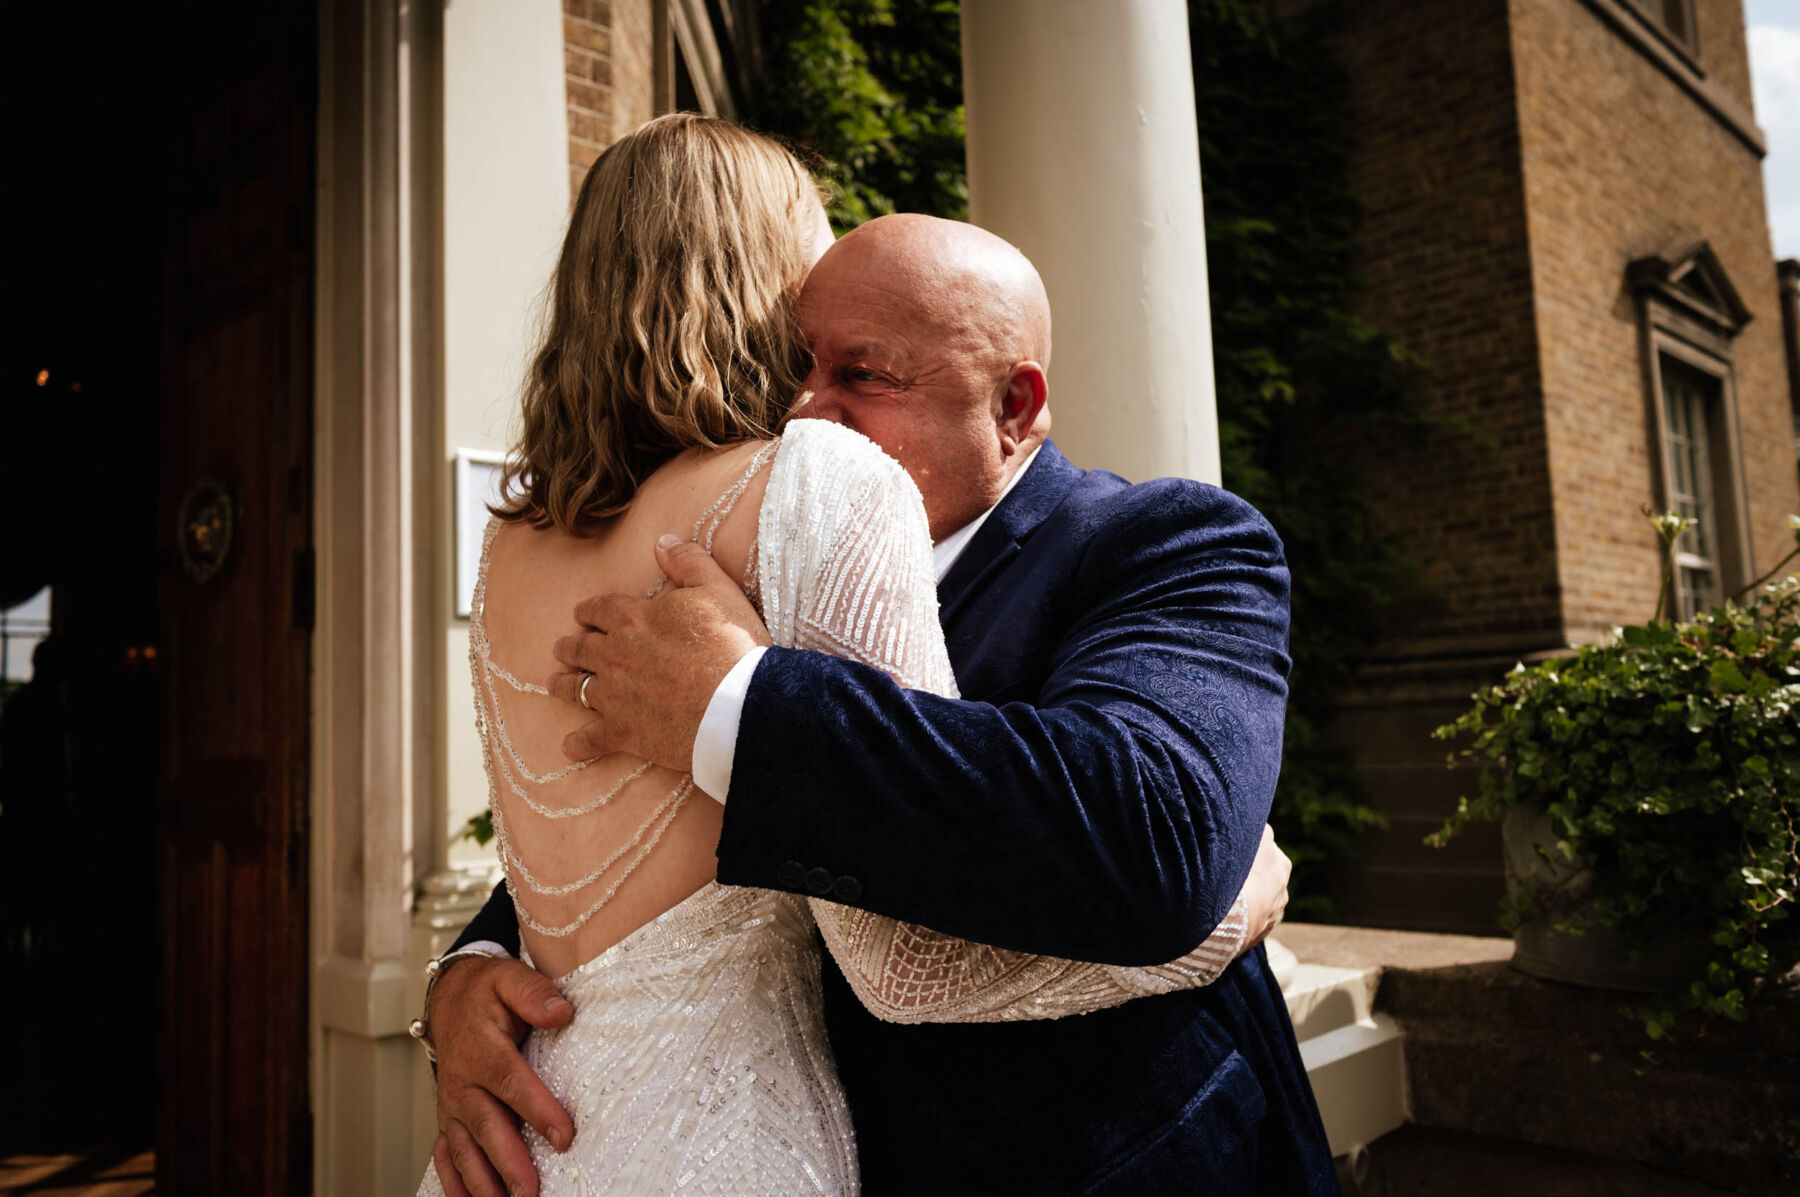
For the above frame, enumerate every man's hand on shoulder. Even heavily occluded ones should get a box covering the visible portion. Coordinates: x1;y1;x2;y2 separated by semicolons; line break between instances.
548;536;771;769
430;956;576;1197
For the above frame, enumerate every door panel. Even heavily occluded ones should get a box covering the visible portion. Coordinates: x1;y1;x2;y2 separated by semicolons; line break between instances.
154;3;315;1192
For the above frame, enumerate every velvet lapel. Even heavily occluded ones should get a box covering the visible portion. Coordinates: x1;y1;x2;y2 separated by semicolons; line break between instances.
936;441;1084;629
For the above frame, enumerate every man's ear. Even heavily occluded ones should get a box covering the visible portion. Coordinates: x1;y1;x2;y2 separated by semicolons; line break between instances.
997;362;1048;454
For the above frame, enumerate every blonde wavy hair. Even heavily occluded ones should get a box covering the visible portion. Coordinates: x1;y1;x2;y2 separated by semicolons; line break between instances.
497;113;823;533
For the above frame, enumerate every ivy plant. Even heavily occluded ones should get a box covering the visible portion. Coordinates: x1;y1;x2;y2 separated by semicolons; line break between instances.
747;0;967;229
1431;515;1800;1035
461;807;494;848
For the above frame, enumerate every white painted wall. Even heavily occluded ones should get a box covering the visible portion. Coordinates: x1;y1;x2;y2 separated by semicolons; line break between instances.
962;0;1220;486
440;0;570;869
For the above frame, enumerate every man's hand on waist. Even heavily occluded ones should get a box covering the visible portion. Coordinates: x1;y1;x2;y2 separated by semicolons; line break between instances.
429;954;575;1197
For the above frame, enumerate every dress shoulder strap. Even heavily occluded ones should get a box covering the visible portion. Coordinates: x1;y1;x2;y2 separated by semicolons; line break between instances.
646;438;780;601
698;439;781;553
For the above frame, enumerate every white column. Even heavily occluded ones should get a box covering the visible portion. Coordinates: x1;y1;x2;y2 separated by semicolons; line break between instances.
441;0;570;874
962;0;1220;486
964;0;1323;1025
312;0;437;1191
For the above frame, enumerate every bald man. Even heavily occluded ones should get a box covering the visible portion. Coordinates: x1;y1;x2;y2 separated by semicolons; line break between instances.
435;216;1336;1194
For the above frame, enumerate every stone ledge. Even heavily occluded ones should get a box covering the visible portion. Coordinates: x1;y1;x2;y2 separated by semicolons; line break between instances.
1281;922;1515;974
1282;922;1800;1190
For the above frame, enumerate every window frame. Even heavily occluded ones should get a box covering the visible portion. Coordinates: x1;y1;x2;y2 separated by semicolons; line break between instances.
1641;325;1754;620
1657;355;1725;616
0;585;54;697
654;0;743;119
1624;0;1701;60
1631;241;1756;621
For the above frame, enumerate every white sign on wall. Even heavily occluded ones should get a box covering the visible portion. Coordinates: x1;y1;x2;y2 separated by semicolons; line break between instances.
455;448;507;618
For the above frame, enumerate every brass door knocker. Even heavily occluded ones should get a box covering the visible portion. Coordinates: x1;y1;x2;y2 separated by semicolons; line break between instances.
177;477;238;584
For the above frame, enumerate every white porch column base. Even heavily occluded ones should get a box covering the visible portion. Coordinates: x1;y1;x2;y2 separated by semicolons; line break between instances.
1278;941;1411;1160
1301;1014;1409;1159
316;958;419;1196
962;0;1221;486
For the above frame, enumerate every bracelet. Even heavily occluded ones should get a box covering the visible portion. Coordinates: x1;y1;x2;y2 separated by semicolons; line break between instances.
408;945;509;1065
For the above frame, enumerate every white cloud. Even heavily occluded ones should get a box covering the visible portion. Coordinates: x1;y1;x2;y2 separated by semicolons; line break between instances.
1750;23;1800;259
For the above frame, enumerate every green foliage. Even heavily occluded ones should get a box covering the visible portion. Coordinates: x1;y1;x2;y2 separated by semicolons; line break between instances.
745;0;1417;917
1189;1;1429;916
1432;519;1800;1032
747;0;966;227
460;808;494;848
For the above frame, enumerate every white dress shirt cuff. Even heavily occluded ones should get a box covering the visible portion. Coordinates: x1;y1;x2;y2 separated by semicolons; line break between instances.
692;646;767;804
455;940;513;960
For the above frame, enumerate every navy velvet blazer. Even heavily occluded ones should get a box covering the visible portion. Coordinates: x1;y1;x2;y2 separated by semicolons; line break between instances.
455;442;1337;1194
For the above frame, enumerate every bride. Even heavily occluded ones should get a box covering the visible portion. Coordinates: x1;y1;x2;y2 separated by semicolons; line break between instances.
419;114;1281;1196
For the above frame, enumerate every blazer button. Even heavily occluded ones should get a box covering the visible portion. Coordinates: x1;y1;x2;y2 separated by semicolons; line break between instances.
804;867;835;895
831;875;863;903
776;860;807;890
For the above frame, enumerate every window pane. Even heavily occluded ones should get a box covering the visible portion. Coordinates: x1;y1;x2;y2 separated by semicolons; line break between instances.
1660;0;1689;43
1;586;54;687
1663;380;1693;500
1679;565;1719;619
1681;383;1714;559
1658;357;1724;617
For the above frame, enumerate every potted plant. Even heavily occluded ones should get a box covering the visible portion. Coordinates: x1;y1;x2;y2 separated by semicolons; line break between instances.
1429;514;1800;1037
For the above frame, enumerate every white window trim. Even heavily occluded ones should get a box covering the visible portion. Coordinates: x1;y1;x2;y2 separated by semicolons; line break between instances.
1641;325;1755;616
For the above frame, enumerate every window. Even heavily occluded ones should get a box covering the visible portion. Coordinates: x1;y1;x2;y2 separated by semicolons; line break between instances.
0;586;53;694
1630;0;1698;53
656;0;740;119
1653;0;1692;44
1659;360;1724;617
1629;241;1755;621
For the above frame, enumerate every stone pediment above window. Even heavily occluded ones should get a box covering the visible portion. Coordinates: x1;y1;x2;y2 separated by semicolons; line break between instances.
1628;240;1753;339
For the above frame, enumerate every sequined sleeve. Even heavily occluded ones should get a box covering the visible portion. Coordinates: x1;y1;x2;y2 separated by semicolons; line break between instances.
759;420;1250;1024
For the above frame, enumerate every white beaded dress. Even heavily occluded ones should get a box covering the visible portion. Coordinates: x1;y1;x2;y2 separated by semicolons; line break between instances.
419;420;1248;1196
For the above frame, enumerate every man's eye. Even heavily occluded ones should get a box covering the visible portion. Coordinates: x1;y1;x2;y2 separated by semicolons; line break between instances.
848;368;884;383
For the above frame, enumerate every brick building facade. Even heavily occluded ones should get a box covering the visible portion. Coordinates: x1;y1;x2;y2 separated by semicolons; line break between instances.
1329;0;1800;933
560;0;757;198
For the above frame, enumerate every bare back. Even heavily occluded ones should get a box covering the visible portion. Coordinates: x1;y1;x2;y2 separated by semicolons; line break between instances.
475;440;774;980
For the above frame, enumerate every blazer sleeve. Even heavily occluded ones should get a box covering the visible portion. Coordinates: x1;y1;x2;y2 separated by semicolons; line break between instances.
760;420;1256;1021
717;479;1290;967
450;879;522;957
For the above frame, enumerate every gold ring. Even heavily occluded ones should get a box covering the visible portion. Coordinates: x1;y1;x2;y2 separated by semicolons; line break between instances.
579;673;595;711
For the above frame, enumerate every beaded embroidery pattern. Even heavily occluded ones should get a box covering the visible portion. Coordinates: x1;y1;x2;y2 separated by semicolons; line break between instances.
420;423;1252;1196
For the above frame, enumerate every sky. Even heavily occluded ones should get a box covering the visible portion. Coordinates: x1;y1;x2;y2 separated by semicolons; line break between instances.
1748;0;1800;258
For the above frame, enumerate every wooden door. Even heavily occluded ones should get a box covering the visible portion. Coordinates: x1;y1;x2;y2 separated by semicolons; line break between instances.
155;3;316;1192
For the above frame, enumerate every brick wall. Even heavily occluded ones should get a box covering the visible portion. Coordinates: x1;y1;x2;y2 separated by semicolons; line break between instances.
564;0;615;198
1324;0;1796;934
1329;0;1542;931
613;0;657;146
1694;0;1754;111
562;0;658;200
1513;0;1799;641
1338;0;1561;663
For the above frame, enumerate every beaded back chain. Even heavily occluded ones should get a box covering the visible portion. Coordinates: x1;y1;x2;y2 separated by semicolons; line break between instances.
470;441;779;939
644;439;778;606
